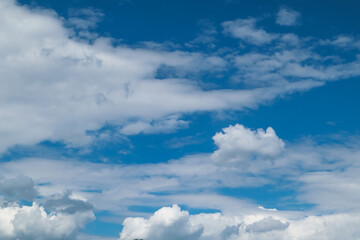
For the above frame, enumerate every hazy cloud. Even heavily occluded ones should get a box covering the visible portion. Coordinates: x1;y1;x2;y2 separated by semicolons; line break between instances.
276;7;301;26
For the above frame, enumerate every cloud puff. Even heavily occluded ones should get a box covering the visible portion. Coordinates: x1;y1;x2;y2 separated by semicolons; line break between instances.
119;204;203;240
0;176;38;201
0;202;94;240
222;18;276;45
211;124;285;164
0;181;94;240
276;7;301;26
44;191;93;214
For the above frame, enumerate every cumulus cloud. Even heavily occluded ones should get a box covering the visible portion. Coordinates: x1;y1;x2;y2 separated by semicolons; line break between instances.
119;205;360;240
0;177;94;240
211;124;285;165
276;7;301;26
222;18;276;45
0;202;94;240
0;176;38;201
44;191;93;214
119;205;203;240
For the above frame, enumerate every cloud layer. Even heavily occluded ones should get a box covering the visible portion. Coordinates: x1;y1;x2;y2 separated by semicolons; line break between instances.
119;205;360;240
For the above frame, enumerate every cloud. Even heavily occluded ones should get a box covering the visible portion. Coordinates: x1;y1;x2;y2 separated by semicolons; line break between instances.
0;176;38;201
119;205;360;240
222;18;276;45
0;0;322;153
119;204;203;240
0;202;94;240
44;191;93;214
67;8;104;30
2;127;360;218
246;217;289;233
320;35;360;49
119;116;189;135
276;7;301;26
0;178;94;240
211;124;285;164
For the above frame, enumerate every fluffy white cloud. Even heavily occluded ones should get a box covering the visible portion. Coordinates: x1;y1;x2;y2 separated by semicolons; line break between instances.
0;175;94;240
222;18;276;45
211;124;285;164
120;205;203;240
119;205;360;240
0;202;94;240
276;7;300;26
0;0;322;153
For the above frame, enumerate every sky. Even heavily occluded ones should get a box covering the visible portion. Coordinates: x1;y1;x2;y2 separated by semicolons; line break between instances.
1;0;360;239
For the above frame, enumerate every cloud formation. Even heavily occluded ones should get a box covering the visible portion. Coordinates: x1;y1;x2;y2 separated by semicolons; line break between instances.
276;7;301;26
222;18;276;45
0;203;94;240
211;124;285;164
120;205;203;240
0;0;321;153
119;205;360;240
0;176;94;240
0;176;38;201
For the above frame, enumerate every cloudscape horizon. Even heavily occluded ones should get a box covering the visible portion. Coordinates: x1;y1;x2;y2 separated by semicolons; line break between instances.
1;0;360;239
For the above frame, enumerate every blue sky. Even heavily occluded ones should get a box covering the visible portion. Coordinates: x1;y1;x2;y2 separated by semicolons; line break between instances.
1;0;360;239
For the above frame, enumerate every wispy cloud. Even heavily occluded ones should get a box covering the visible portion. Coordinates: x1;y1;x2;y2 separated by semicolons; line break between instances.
276;7;301;26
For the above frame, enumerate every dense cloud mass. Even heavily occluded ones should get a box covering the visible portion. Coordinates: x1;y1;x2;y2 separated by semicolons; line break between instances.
0;177;94;240
120;205;203;240
211;124;285;164
119;205;360;240
0;203;94;240
0;176;38;201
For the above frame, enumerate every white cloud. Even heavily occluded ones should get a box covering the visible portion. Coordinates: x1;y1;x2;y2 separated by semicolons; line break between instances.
245;217;289;233
276;7;301;26
2;128;360;218
222;18;276;45
0;202;94;240
320;35;360;49
211;124;285;165
119;205;360;240
0;0;321;153
119;205;203;240
119;116;189;135
0;176;94;240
